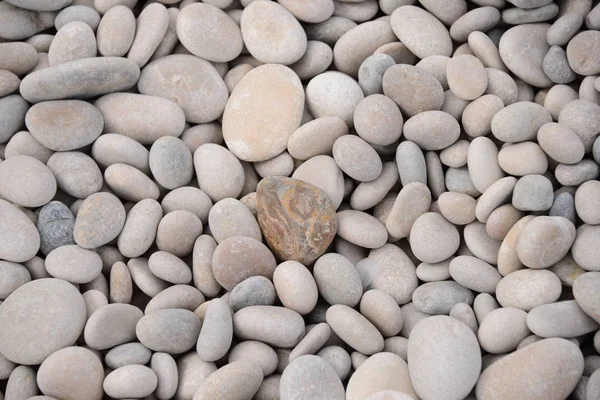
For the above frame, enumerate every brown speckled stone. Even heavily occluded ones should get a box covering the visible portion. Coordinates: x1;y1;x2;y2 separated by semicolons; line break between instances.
257;177;337;265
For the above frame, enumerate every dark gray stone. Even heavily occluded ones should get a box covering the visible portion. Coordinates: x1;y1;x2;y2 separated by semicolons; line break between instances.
549;192;576;224
229;276;277;312
543;45;576;84
37;201;75;255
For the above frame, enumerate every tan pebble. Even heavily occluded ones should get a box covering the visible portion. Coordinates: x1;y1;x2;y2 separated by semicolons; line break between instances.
290;40;333;80
438;192;477;225
462;94;504;138
287;116;348;161
48;21;96;66
403;110;460;150
306;71;364;126
354;94;403;146
446;54;488;100
498;141;548;176
485;204;524;241
382;64;444;117
390;5;452;58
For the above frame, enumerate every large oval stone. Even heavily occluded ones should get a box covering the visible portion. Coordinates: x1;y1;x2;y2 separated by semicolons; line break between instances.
222;64;304;162
0;199;40;262
476;338;584;400
0;278;86;365
257;177;337;265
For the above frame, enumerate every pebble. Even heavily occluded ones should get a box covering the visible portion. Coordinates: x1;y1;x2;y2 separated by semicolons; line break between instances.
408;316;481;400
306;71;364;126
73;192;126;249
151;352;178;400
287;116;348;161
390;6;452;58
176;3;242;63
175;353;217;400
45;244;102;284
292;155;345;209
326;304;384;355
358;54;396;96
0;200;41;262
197;298;233;362
412;281;474;315
447;54;488;100
574;272;600;323
567;30;600;76
449;256;502;293
498;142;548;176
559;99;600;151
20;57;140;103
0;155;56;207
136;308;201;354
383;64;444;117
0;42;38;76
544;83;579;119
0;261;30;300
95;93;185;145
360;289;404;337
229;276;277;312
5;365;38;400
468;137;505;193
332;134;382;181
537;122;585;164
156;210;203;257
347;352;416;400
117;199;162;258
571;224;600;271
49;21;96;66
96;5;135;57
209;198;261;244
409;212;460;264
280;355;345;400
35;201;74;255
403;110;460;150
0;278;86;364
91;133;150;173
516;216;575;268
476;338;583;399
273;261;318;315
54;5;100;31
233;306;305;348
193;361;263;400
512;174;554;211
84;303;143;350
386;182;432;238
499;23;552;87
337;210;388;249
396;140;427;186
229;340;278;376
37;346;104;400
478;307;529;354
148;251;192;284
103;365;158;399
350;162;399;211
140;56;227;126
555;159;600;186
313;253;362;308
496;268;562;311
48;151;103;199
354;94;403;146
544;44;577;83
527;300;599;338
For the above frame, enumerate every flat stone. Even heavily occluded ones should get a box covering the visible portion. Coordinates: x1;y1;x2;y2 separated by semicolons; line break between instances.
0;155;56;207
104;342;152;369
192;361;263;400
196;298;233;362
0;278;86;364
37;346;103;400
574;272;600;323
74;192;126;249
45;244;102;284
280;355;345;400
136;309;201;354
496;269;562;311
476;338;583;399
517;216;576;268
84;303;143;350
229;340;278;376
47;151;103;199
390;5;452;58
96;5;135;56
412;281;474;315
0;201;40;263
103;365;158;399
408;316;481;400
326;304;384;355
313;253;363;307
257;177;337;265
383;64;444;117
527;300;599;338
233;306;305;348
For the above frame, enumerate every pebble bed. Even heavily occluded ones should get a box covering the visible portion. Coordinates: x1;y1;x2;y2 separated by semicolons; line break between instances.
1;0;600;399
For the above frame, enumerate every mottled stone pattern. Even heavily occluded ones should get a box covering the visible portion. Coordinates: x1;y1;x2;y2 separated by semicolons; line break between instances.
257;177;337;265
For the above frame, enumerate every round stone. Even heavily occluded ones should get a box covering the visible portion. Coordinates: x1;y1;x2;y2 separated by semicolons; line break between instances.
337;210;388;249
117;199;162;258
223;64;304;162
148;251;192;284
229;340;278;377
0;278;86;365
306;71;364;126
574;272;600;323
194;144;245;202
575;180;600;225
478;308;529;354
403;111;460;151
332;135;382;182
37;346;104;400
0;155;56;207
517;216;575;269
566;30;600;75
36;201;74;255
0;200;40;262
49;21;96;66
280;355;345;400
47;152;103;199
326;304;384;355
287;116;348;161
197;298;233;362
537;122;584;164
148;136;193;190
84;303;143;350
313;253;362;307
292;155;345;209
273;261;318;315
499;23;552;87
573;224;600;271
512;174;554;212
408;316;481;400
45;245;102;284
492;101;552;143
192;361;263;400
91;133;150;173
241;0;307;65
156;210;202;257
409;212;460;264
229;276;277;312
527;300;599;338
449;256;502;294
354;94;403;146
176;3;242;62
412;281;474;315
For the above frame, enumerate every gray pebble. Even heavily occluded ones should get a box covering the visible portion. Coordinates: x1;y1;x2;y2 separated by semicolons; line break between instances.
91;133;150;173
558;99;600;152
47;151;103;199
543;45;576;83
36;201;75;255
358;54;396;95
103;365;158;399
144;284;204;314
547;12;583;45
104;163;160;202
395;140;427;186
233;305;305;348
0;261;30;300
174;353;217;400
0;95;29;143
502;3;558;24
197;298;233;362
148;251;192;285
128;257;169;298
118;199;162;258
555;160;600;186
512;174;554;211
446;167;480;197
84;303;143;350
0;278;86;364
313;253;363;307
105;342;152;369
280;355;345;400
412;281;474;315
229;276;277;312
5;365;38;400
229;340;278;377
151;352;178;400
527;300;599;338
192;361;263;400
149;137;193;190
82;290;108;319
0;154;56;208
136;308;201;354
